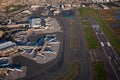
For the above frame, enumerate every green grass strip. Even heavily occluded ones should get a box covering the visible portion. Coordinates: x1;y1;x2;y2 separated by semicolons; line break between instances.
94;62;108;80
84;27;100;49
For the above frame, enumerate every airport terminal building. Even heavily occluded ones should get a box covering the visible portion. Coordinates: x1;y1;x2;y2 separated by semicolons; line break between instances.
0;41;18;57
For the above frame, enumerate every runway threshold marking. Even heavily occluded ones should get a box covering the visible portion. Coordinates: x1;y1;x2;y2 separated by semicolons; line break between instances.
100;42;104;47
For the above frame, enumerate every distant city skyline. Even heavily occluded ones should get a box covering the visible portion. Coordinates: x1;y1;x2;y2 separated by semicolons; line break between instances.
0;0;119;4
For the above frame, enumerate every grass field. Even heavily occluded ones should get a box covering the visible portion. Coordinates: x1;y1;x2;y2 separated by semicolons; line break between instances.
84;27;99;49
79;7;120;53
60;62;80;80
79;7;100;49
82;19;91;25
79;7;99;17
94;61;108;80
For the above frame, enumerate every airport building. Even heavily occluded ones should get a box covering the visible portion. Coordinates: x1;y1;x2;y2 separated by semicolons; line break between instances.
0;41;26;80
29;18;46;28
0;41;18;57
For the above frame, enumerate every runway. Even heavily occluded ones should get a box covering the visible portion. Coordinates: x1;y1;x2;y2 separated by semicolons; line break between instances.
88;16;120;80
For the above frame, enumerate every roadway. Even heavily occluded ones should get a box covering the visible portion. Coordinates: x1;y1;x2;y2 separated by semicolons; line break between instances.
88;16;120;80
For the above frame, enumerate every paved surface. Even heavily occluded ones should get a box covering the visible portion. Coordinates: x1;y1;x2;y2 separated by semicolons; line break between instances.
88;16;120;80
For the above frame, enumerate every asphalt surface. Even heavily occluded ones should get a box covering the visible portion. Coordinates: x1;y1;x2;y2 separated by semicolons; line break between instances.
88;16;120;80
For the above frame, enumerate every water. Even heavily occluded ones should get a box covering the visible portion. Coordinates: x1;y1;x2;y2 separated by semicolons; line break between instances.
111;23;120;28
114;15;120;20
114;10;120;20
110;10;120;28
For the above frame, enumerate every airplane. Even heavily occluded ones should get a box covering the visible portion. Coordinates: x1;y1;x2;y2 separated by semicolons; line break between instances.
8;68;23;72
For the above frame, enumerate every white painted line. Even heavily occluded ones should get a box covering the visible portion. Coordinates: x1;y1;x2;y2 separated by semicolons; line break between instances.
107;42;111;47
100;42;104;46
